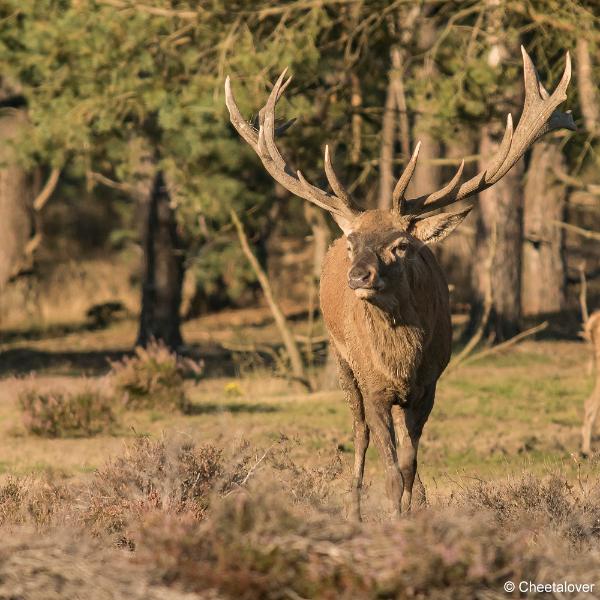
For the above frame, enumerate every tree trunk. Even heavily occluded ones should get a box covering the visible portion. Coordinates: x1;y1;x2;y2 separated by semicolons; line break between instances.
377;7;420;210
521;140;567;316
467;0;523;342
377;65;398;210
0;108;33;290
471;123;523;341
435;134;477;305
136;170;184;350
575;38;599;135
405;18;441;200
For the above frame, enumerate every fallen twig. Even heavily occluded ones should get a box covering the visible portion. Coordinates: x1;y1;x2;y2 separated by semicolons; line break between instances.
224;444;275;497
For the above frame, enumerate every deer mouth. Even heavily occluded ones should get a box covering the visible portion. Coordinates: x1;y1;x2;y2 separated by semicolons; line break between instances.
352;282;385;299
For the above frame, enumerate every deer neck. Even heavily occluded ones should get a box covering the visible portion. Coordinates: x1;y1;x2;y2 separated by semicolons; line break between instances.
350;273;425;386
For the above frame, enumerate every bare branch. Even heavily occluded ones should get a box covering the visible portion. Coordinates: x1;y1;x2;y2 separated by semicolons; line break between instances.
87;171;135;194
97;0;200;20
460;321;549;367
350;73;362;163
231;209;311;390
553;220;600;241
579;262;590;325
32;167;60;212
575;38;600;135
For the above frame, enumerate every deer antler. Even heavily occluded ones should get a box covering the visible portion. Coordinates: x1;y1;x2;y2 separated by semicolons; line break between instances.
398;46;574;216
225;71;361;226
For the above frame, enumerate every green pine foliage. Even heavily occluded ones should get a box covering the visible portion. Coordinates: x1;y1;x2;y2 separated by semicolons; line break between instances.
0;1;597;306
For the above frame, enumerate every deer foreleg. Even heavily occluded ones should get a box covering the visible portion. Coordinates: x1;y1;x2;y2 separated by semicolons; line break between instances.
364;397;403;518
393;385;435;511
335;352;369;521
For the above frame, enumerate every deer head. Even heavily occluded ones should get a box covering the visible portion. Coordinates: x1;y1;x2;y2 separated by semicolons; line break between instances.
225;48;574;301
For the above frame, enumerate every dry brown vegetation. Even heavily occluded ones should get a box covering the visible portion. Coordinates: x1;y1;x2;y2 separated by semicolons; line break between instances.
1;317;599;597
1;435;600;599
110;340;194;412
19;385;117;438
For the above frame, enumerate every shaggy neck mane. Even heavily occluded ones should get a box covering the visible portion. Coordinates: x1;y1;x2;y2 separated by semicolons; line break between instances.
354;256;431;385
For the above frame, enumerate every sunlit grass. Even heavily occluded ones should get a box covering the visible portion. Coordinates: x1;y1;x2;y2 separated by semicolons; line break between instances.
0;316;594;497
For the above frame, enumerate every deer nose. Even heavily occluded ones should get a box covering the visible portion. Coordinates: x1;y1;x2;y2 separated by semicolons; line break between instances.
348;265;376;289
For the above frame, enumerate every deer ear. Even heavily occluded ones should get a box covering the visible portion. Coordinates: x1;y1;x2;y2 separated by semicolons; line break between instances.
408;207;473;244
331;213;354;236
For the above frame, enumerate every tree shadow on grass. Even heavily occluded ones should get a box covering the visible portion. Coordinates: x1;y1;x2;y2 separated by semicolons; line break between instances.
0;348;128;377
0;346;238;378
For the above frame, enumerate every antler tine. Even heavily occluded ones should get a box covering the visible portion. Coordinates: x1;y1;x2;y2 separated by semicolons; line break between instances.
254;73;294;130
484;114;513;183
255;123;345;216
411;160;465;213
405;159;464;214
224;75;259;151
225;70;361;224
278;74;293;100
503;47;572;173
393;141;421;214
225;72;295;153
261;70;291;171
404;49;574;216
324;145;354;207
296;169;348;215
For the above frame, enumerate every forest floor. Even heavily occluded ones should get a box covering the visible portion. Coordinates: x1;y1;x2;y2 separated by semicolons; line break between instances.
1;310;599;598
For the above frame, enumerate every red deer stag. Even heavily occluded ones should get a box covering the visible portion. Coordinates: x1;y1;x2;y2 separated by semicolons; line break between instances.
225;47;573;520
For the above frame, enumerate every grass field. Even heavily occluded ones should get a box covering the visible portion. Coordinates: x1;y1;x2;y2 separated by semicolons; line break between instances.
0;313;595;494
1;313;599;598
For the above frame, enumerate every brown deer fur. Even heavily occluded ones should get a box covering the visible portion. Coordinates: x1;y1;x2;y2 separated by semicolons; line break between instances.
582;311;600;456
321;209;467;518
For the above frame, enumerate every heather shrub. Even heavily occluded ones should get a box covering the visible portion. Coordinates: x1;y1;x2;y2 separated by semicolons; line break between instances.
4;439;600;599
461;471;600;545
0;476;71;527
19;387;117;438
129;459;600;599
110;341;194;411
268;442;345;507
135;488;595;600
83;436;230;542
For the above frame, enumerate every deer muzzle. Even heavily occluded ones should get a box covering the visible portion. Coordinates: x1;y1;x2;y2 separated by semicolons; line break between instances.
348;258;384;298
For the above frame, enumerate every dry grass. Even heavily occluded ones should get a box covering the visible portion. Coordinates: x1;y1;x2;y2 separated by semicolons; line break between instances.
0;318;599;596
1;435;600;599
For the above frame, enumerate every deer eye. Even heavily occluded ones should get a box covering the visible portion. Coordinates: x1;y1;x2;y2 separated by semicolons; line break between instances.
391;239;410;257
